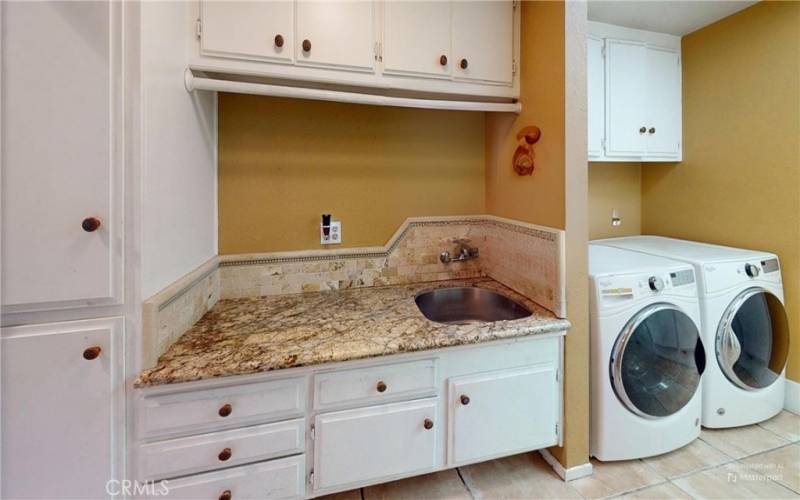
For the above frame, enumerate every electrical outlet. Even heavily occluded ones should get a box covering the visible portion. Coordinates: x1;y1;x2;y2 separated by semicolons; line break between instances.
321;221;342;244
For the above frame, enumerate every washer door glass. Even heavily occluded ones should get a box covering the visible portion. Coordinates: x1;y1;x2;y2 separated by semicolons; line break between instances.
717;289;789;390
611;305;703;418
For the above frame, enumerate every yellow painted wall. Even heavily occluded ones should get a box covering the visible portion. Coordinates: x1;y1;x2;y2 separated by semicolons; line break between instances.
589;162;642;239
641;1;800;381
218;95;485;254
486;1;589;468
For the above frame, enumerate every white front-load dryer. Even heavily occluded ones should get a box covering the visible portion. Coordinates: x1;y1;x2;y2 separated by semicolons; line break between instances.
590;245;705;461
593;236;789;428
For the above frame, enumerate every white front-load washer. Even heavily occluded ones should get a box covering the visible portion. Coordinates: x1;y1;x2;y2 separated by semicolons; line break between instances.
589;245;705;461
593;236;789;428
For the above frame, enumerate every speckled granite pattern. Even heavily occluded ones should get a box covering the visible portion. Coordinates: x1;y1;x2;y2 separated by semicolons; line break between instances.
135;278;570;387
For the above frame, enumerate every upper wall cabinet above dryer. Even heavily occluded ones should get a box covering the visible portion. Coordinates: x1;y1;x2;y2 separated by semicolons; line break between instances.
588;22;682;162
190;1;520;101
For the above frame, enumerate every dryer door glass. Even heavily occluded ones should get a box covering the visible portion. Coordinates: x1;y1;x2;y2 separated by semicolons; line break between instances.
716;289;789;390
611;305;703;418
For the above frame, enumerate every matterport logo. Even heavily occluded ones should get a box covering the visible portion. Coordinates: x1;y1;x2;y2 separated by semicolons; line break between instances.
106;480;170;497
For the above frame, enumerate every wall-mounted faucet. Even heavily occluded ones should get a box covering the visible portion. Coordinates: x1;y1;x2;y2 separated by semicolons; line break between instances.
440;243;480;264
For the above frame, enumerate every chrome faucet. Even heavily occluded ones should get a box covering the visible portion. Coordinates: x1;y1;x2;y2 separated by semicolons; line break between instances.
440;243;480;264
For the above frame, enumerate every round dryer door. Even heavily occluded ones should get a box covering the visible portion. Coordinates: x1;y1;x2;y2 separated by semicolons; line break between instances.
716;288;789;390
611;304;704;418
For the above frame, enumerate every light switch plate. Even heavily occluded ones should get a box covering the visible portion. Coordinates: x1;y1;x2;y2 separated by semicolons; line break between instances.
321;221;342;245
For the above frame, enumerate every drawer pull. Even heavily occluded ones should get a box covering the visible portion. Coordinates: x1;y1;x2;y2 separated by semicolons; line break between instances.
218;448;232;461
423;418;434;430
82;217;102;232
219;490;232;500
376;381;387;393
648;127;656;134
639;126;647;134
218;403;233;417
460;395;470;405
274;34;284;48
460;58;468;69
439;55;448;66
83;346;102;360
302;39;311;52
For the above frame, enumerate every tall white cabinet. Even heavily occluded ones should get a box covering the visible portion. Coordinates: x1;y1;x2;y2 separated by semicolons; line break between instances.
1;1;126;497
588;22;682;162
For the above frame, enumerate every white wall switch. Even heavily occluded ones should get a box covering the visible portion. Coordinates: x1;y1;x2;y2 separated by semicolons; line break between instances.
321;220;342;244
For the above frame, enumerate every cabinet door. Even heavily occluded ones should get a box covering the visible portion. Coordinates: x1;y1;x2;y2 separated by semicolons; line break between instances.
296;1;375;72
1;318;123;499
645;46;681;157
313;399;438;491
452;1;514;84
605;39;648;156
448;365;558;465
200;1;294;63
383;1;451;78
1;0;123;312
588;36;605;158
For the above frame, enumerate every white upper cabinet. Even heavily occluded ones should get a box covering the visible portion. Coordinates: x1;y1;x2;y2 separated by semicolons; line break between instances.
587;36;605;158
588;22;682;162
296;1;376;72
452;0;514;84
200;1;294;63
383;1;451;78
1;0;123;313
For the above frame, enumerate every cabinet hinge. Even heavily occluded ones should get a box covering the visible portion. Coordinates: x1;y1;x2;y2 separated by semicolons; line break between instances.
555;423;559;435
601;45;606;58
310;424;315;440
195;19;202;40
374;42;383;62
512;59;517;76
555;369;560;382
602;138;607;150
512;0;518;9
308;469;314;485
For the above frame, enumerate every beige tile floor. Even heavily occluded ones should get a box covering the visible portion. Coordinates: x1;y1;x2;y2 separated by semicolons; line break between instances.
319;411;800;500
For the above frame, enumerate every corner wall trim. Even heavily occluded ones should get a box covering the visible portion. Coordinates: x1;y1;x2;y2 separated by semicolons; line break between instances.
786;379;800;415
539;449;593;482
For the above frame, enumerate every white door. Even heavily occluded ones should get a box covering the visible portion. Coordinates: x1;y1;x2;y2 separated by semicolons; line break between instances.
1;0;123;312
448;365;558;465
452;1;514;84
296;1;375;72
605;38;648;156
645;45;681;157
383;1;451;78
200;1;294;63
313;398;438;492
588;36;605;158
1;317;123;499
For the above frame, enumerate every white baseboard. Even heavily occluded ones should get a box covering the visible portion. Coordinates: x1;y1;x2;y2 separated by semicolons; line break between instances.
539;449;593;482
786;379;800;415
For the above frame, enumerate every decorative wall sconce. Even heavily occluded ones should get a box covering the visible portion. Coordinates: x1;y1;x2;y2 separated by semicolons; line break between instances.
512;126;541;176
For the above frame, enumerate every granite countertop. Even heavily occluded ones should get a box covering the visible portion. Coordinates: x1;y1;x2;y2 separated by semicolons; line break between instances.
135;278;570;387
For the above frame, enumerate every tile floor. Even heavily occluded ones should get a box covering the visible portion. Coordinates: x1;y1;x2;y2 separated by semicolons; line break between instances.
319;411;800;500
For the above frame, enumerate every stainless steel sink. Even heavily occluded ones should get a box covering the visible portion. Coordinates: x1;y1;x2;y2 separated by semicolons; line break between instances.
415;287;532;325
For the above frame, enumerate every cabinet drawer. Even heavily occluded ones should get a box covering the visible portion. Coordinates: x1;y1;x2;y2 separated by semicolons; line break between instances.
313;359;437;410
313;398;439;491
140;377;306;439
140;419;305;481
151;455;304;500
448;365;559;465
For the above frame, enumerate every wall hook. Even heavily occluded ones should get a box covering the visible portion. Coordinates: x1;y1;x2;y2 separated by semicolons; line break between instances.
512;126;541;176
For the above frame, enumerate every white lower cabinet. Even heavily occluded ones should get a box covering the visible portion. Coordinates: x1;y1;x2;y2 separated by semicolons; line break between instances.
448;365;559;465
1;317;123;500
312;398;439;491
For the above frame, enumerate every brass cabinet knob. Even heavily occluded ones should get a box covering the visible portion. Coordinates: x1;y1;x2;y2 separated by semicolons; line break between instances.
639;126;647;133
376;381;387;393
218;447;232;461
83;346;102;360
274;34;284;47
423;418;434;430
460;58;468;69
219;491;232;500
302;39;311;52
82;217;102;232
648;127;656;134
460;395;470;405
439;55;448;66
218;403;233;417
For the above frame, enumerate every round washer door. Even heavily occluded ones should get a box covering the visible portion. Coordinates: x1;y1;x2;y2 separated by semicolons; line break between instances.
716;288;789;390
611;304;704;418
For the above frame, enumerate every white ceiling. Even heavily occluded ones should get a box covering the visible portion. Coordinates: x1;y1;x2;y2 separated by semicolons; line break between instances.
588;0;758;36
